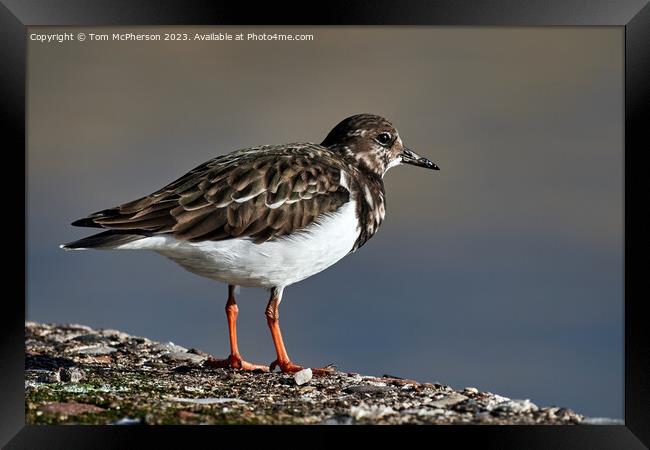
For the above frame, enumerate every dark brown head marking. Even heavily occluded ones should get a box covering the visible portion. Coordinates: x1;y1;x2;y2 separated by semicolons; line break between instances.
321;114;405;178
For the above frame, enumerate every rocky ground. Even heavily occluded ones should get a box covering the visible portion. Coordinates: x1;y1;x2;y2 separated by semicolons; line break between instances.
25;322;586;425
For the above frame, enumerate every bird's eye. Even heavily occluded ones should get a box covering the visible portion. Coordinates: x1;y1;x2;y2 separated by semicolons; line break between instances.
376;132;392;145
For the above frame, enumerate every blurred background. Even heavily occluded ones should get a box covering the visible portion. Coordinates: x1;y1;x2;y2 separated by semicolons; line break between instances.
27;27;623;419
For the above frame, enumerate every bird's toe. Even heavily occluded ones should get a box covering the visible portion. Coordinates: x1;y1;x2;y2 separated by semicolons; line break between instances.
206;354;269;372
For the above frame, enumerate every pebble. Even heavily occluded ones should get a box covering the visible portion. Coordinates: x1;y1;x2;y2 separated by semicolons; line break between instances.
350;403;396;420
154;342;187;353
464;387;479;394
91;355;113;364
294;368;312;386
99;329;130;340
429;392;468;408
75;345;117;355
492;399;538;415
70;334;108;345
163;352;205;364
59;367;85;383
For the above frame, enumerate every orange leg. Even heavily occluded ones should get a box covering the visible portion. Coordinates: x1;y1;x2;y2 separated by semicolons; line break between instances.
206;286;269;372
265;291;334;376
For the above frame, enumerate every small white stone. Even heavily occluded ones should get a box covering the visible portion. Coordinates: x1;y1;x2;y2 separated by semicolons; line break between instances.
71;345;117;355
350;403;396;420
294;368;312;386
429;392;468;408
464;387;479;394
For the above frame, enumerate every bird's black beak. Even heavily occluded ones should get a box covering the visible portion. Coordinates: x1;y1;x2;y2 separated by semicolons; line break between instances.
400;147;439;170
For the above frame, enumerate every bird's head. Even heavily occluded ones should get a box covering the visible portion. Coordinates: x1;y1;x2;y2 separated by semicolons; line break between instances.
321;113;439;178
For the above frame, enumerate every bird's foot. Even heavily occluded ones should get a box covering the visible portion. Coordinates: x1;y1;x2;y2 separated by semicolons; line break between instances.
205;354;269;372
269;359;336;376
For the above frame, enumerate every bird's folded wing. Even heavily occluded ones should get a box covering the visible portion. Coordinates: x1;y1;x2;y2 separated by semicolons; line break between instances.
71;146;351;244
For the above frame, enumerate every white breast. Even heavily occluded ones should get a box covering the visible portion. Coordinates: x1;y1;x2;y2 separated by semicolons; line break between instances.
116;200;360;289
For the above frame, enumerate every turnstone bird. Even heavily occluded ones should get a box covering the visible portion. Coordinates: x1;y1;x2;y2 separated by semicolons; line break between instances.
62;114;439;375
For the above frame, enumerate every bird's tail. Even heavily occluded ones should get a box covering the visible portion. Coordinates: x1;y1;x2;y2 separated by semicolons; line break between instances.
60;230;146;250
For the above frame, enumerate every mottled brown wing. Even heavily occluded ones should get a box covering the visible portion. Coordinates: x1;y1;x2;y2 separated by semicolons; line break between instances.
72;145;351;244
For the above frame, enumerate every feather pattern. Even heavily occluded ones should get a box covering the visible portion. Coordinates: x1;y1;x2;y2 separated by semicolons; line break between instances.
71;144;357;247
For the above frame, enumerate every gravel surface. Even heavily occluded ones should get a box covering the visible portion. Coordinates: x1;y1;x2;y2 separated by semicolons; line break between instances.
25;322;585;425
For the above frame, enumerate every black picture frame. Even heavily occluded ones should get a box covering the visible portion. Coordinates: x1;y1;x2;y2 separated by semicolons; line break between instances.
3;0;648;447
